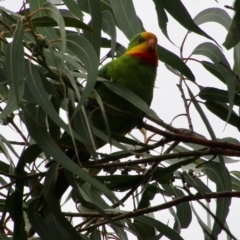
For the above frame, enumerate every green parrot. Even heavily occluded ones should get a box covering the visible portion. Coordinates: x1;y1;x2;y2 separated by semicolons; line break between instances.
54;31;159;198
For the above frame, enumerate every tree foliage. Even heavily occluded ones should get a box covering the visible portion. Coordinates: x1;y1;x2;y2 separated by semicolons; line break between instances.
0;0;240;239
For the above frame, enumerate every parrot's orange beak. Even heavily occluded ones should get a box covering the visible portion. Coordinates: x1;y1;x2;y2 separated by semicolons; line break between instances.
148;38;157;50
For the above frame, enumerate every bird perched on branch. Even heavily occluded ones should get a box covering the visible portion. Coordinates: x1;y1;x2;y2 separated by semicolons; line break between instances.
54;31;159;198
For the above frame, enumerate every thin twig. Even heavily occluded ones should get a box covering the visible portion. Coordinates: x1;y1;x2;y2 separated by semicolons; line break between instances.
74;191;240;232
177;81;194;131
83;148;240;169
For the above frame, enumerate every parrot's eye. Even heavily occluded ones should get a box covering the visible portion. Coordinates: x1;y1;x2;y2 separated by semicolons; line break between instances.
137;37;144;43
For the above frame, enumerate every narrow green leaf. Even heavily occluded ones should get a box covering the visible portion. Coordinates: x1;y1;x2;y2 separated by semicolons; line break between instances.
192;42;235;123
1;18;25;119
158;46;195;81
137;185;156;210
161;0;216;42
42;2;66;67
8;193;27;240
201;61;225;83
25;63;84;141
0;8;17;27
223;0;240;49
0;198;6;213
182;172;212;193
233;42;240;76
96;174;141;192
29;0;63;60
68;173;119;235
152;0;171;41
136;215;184;240
199;87;240;106
157;157;198;183
231;170;240;179
202;160;231;238
102;10;117;59
0;160;10;173
194;8;231;31
191;204;212;239
80;184;110;209
231;175;240;191
0;80;24;120
48;96;62;141
92;127;129;152
162;184;192;229
73;106;97;159
62;0;84;20
65;171;97;208
13;145;42;240
24;104;120;204
103;81;160;122
66;34;99;113
78;0;102;59
29;0;48;18
93;90;112;147
43;163;82;239
31;16;92;32
205;101;240;131
90;229;101;240
110;0;142;39
0;133;19;159
132;222;155;239
28;199;64;240
5;17;24;105
220;137;240;144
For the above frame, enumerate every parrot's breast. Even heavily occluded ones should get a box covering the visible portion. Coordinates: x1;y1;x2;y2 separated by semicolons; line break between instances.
89;54;157;137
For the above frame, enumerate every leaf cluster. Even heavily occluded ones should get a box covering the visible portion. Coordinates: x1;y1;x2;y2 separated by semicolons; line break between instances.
0;0;240;240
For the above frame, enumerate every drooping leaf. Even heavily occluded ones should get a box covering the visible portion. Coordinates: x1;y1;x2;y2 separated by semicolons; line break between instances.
42;2;66;67
191;204;212;239
158;46;195;81
1;18;25;119
202;160;231;238
24;104;120;205
30;16;93;32
62;0;84;20
152;0;171;41
103;81;160;122
12;145;42;240
102;10;117;59
43;163;83;239
78;0;102;59
194;7;231;31
161;0;216;42
223;0;240;49
162;184;192;229
192;42;235;123
188;85;217;140
201;61;225;83
110;0;142;39
136;215;184;240
233;42;240;76
66;34;99;113
205;101;240;131
199;87;240;106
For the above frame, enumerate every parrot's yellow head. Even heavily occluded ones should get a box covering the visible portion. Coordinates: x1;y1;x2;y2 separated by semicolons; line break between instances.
125;32;158;67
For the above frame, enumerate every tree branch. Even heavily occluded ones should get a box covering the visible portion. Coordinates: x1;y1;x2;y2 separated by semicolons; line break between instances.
75;191;240;234
142;122;240;151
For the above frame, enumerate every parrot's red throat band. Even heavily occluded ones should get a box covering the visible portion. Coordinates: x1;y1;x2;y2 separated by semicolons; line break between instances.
129;52;158;68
